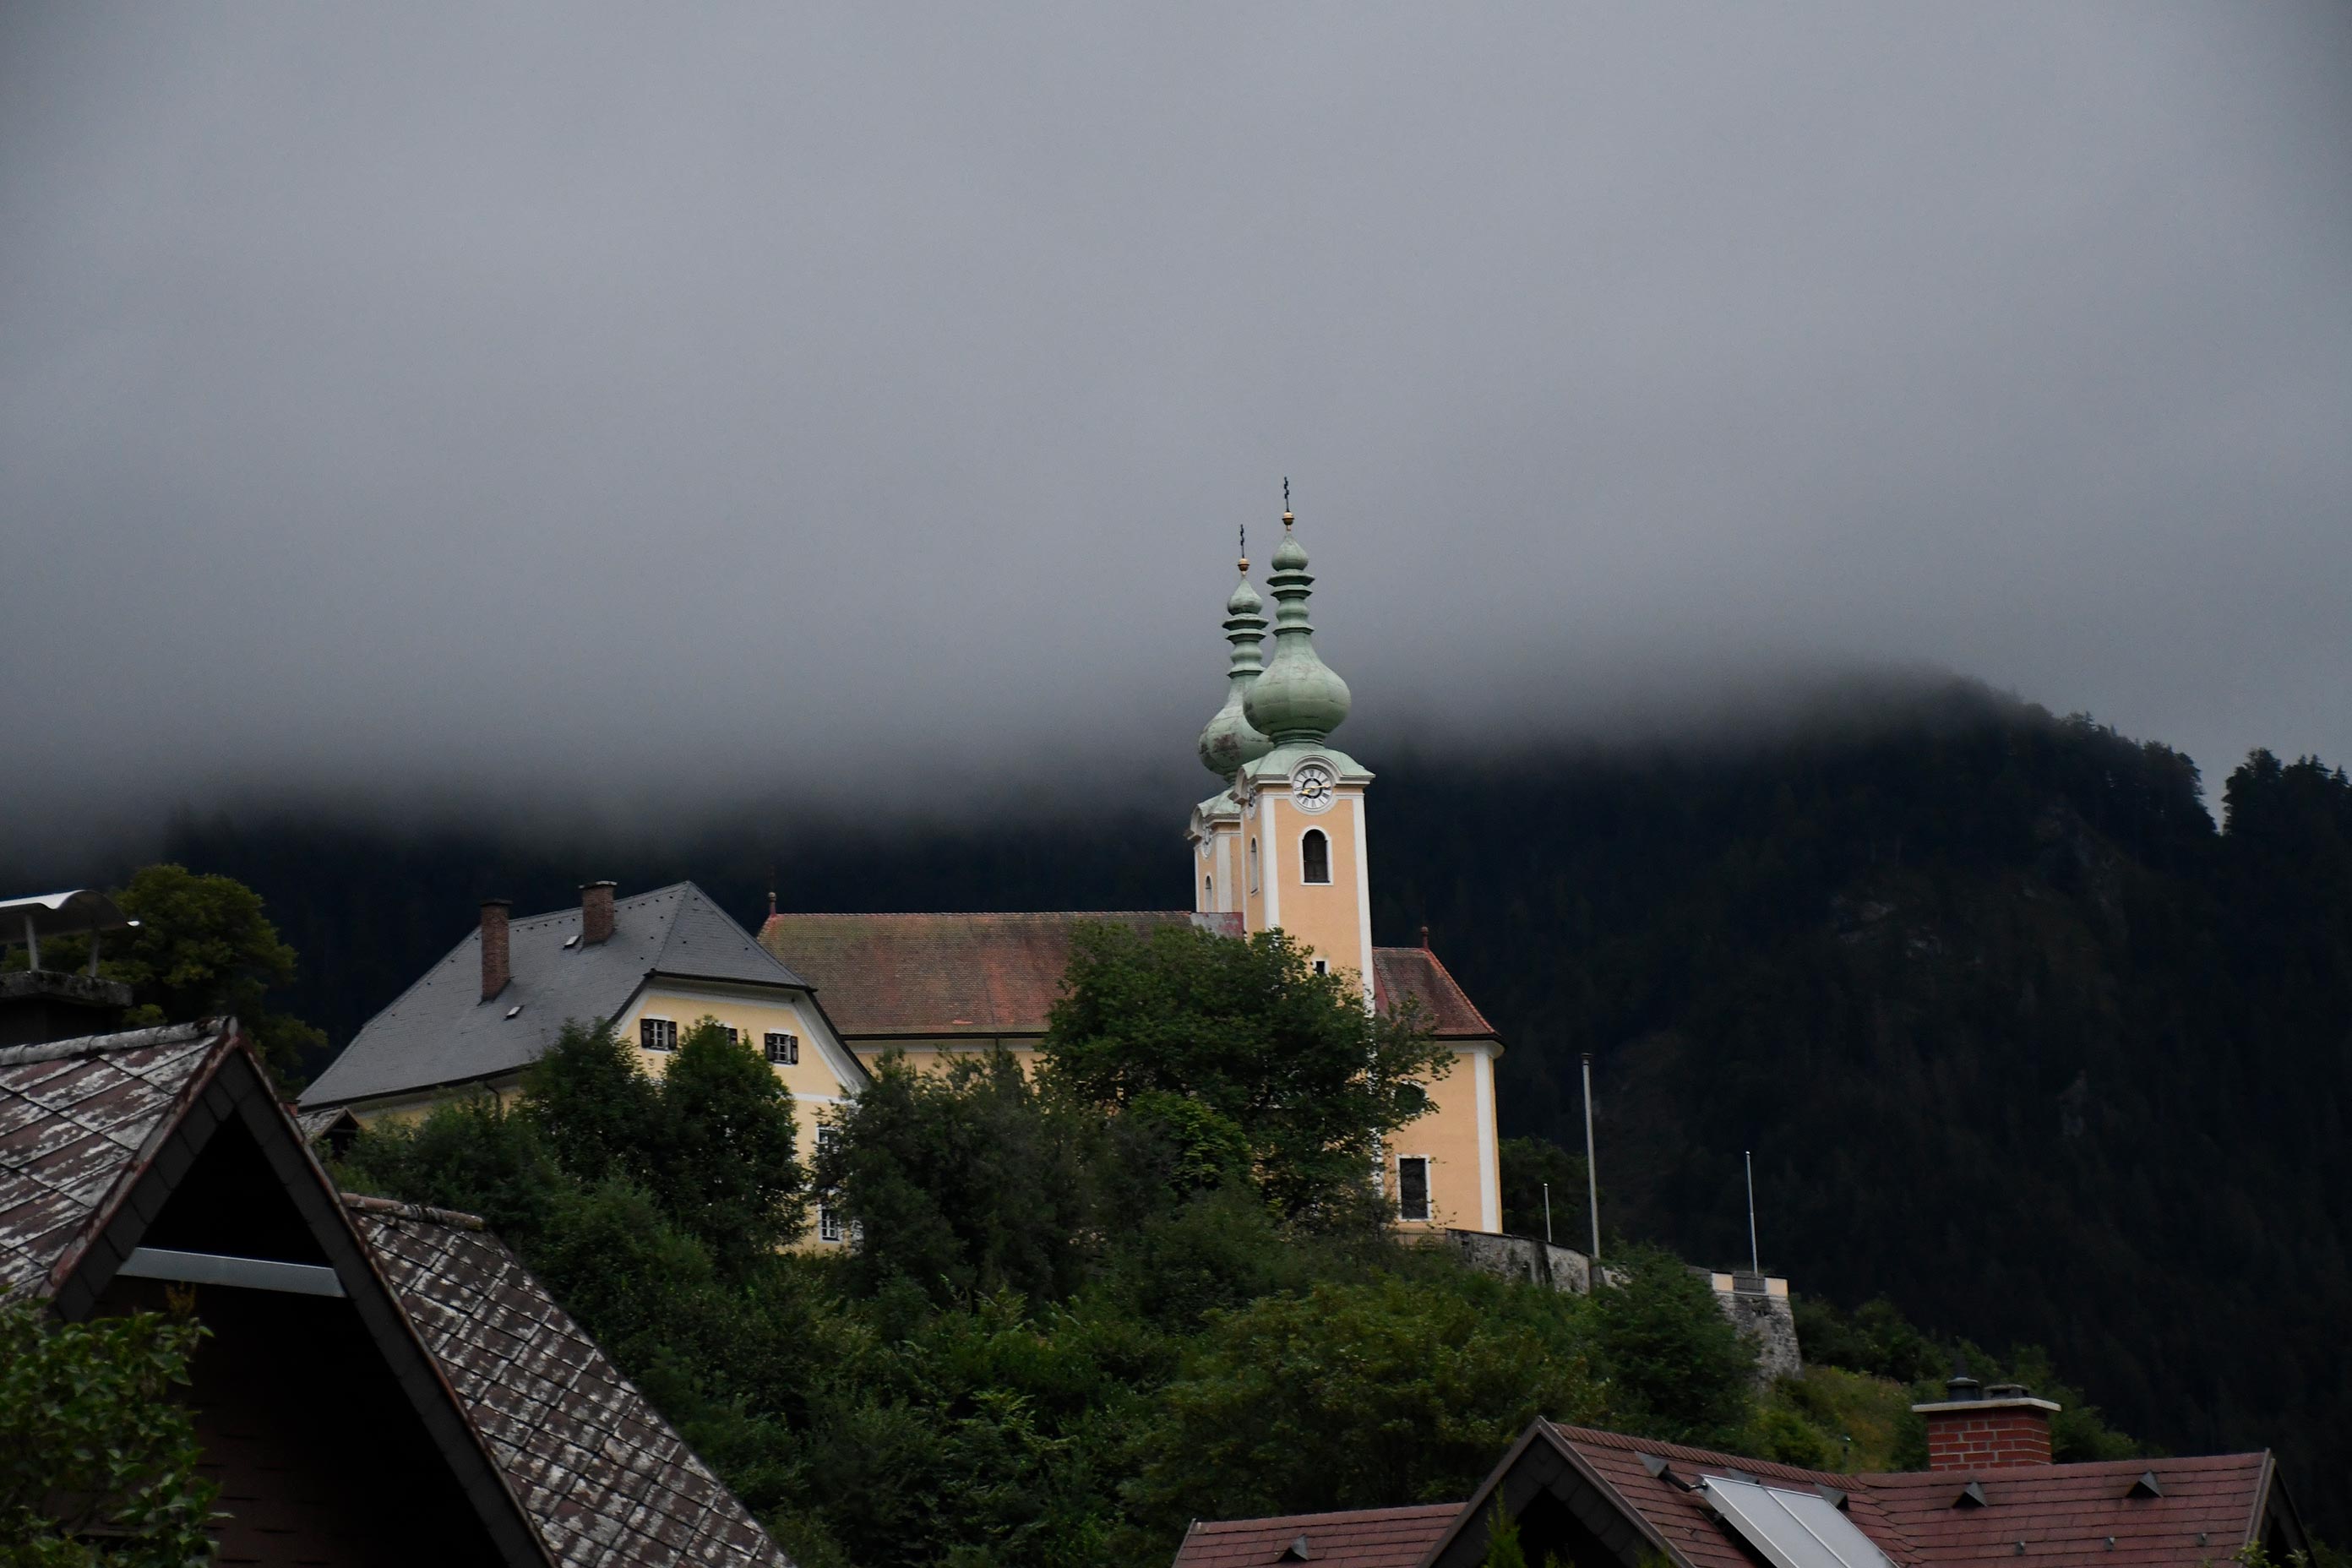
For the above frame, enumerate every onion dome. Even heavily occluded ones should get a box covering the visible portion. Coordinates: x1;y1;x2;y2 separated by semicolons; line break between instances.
1244;505;1351;744
1198;550;1272;780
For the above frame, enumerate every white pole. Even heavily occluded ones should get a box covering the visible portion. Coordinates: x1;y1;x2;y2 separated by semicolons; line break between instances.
1581;1052;1600;1260
1746;1149;1761;1275
1543;1183;1552;1245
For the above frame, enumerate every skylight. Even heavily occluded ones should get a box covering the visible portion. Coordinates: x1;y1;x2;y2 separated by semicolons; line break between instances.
1701;1476;1894;1568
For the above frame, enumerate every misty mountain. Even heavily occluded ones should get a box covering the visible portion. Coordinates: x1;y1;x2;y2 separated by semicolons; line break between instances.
9;677;2346;1532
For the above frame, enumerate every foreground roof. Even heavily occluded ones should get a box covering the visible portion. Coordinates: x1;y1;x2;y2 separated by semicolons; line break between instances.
2;1021;792;1567
1422;1419;2302;1568
351;1195;787;1568
306;881;808;1108
0;1021;222;1299
1173;1502;1460;1568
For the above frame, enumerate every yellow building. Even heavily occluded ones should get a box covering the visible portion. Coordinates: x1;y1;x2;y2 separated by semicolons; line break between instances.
760;502;1505;1234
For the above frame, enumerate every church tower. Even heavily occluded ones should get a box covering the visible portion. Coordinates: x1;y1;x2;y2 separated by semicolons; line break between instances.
1190;498;1375;999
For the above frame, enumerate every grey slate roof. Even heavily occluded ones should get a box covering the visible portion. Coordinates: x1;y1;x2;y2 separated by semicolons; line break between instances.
303;882;811;1109
0;1021;222;1299
351;1195;791;1568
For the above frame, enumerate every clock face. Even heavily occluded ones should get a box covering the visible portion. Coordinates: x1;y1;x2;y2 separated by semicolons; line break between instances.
1291;762;1337;814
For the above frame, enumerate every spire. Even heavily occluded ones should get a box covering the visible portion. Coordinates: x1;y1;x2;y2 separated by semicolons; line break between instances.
1244;486;1351;745
1197;530;1272;780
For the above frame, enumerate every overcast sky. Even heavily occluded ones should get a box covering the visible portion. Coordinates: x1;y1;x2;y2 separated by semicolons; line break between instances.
4;4;2348;843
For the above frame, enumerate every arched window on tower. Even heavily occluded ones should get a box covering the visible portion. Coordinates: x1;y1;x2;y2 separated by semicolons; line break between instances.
1249;837;1260;893
1301;828;1331;885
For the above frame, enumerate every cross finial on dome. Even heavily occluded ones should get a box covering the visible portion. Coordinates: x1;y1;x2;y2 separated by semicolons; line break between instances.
1282;475;1293;525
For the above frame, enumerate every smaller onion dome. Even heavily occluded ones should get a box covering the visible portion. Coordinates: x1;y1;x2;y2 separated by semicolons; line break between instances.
1243;507;1350;744
1197;552;1272;780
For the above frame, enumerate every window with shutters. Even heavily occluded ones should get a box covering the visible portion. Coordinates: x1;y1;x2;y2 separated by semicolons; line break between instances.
639;1017;678;1053
765;1032;798;1064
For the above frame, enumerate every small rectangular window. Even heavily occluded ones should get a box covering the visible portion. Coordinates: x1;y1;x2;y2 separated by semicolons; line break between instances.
765;1032;799;1065
1397;1157;1431;1222
721;1024;740;1046
639;1017;678;1053
817;1126;839;1157
819;1204;842;1243
1313;959;1330;976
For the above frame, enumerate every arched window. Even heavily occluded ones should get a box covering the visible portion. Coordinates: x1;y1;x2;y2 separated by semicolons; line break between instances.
1301;828;1331;885
1202;874;1212;902
1248;837;1260;893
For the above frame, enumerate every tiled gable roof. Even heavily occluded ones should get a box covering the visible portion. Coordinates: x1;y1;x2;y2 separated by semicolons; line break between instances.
0;1022;224;1299
1369;947;1498;1040
756;911;1209;1037
349;1195;790;1568
1173;1502;1461;1568
305;882;809;1108
1437;1422;2281;1568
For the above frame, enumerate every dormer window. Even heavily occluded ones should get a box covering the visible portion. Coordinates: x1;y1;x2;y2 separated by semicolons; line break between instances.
1301;828;1331;885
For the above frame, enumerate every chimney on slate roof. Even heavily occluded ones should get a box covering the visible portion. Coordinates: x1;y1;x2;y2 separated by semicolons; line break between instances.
480;900;513;1001
1914;1375;2059;1470
581;881;617;946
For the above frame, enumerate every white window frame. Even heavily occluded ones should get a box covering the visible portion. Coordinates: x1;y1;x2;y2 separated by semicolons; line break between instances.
720;1024;740;1046
1299;826;1332;885
1313;958;1330;976
1396;1155;1433;1222
639;1016;678;1053
818;1204;842;1243
765;1031;798;1065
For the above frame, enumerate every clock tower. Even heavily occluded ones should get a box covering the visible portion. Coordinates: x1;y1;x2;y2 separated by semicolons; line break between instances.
1190;501;1375;999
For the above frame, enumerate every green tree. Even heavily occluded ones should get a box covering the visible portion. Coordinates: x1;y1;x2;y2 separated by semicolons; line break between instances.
814;1050;1096;1307
1043;923;1451;1220
1127;1275;1605;1533
1589;1247;1756;1447
5;864;327;1086
0;1300;218;1567
336;1090;568;1247
520;1019;663;1190
655;1020;807;1273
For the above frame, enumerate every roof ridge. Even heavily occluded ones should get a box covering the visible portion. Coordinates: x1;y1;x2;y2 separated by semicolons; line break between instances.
762;908;1195;920
342;1191;487;1231
0;1019;220;1066
1193;1502;1464;1530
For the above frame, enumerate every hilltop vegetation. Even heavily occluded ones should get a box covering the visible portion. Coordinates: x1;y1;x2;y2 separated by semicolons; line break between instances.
10;674;2346;1530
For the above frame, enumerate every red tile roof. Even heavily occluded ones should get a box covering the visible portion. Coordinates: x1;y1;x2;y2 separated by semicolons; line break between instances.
759;911;1206;1037
1173;1502;1462;1568
1428;1422;2284;1568
760;911;1500;1043
1369;947;1500;1040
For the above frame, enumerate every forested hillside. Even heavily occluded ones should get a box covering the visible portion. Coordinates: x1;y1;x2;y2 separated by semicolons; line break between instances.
9;678;2345;1530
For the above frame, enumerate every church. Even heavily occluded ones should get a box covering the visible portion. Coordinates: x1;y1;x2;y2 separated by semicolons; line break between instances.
756;502;1505;1234
303;502;1505;1236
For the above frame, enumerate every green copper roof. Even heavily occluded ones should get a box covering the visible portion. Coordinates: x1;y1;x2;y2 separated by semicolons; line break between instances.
1243;510;1351;745
1198;552;1272;780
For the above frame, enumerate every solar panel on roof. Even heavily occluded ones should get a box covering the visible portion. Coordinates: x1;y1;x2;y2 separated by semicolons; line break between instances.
1701;1476;1896;1568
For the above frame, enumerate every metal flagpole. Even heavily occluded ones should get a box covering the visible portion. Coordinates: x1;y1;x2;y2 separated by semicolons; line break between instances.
1543;1184;1553;1245
1746;1150;1760;1274
1581;1052;1601;1260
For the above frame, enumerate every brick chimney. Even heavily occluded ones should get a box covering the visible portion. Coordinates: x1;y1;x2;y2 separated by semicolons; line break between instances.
1914;1376;2059;1470
480;900;513;1001
580;881;617;945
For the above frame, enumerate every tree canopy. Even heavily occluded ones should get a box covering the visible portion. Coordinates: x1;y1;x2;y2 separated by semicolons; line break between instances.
1042;921;1451;1219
